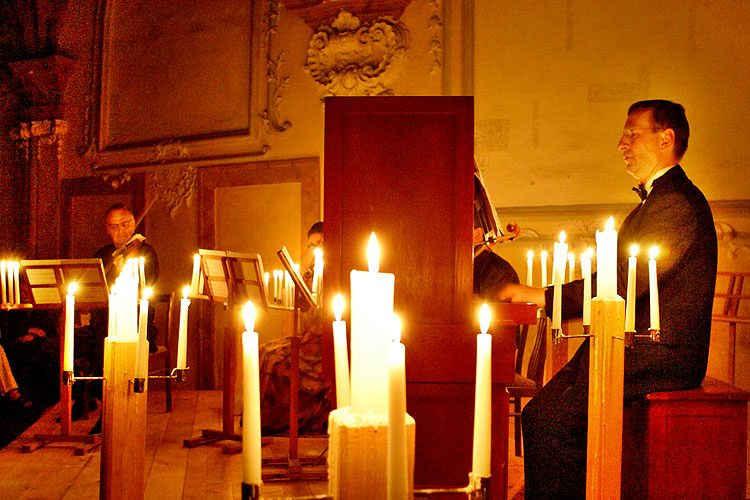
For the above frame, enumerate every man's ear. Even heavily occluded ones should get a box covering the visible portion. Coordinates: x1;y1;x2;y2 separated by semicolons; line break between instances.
660;128;675;151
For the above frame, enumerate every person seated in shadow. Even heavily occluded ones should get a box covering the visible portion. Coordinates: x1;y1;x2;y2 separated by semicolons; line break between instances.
258;222;332;436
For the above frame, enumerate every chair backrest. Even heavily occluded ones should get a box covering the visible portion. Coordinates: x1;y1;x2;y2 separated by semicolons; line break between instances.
713;271;750;324
526;314;548;388
515;324;529;375
150;292;175;350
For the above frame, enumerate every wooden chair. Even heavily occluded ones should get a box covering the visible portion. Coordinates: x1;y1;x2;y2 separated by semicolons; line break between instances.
149;292;175;412
508;312;547;456
711;271;750;385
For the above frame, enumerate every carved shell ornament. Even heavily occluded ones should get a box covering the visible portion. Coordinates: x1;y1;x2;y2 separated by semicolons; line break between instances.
306;11;410;96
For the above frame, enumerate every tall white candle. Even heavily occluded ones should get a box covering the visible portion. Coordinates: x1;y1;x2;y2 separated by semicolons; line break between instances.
312;248;324;296
108;287;117;338
648;247;660;331
350;232;395;415
552;232;568;331
387;313;408;500
13;261;20;304
135;287;151;379
582;249;593;326
139;257;146;292
0;261;7;305
190;254;200;295
332;294;351;408
526;250;534;286
263;272;270;299
541;250;548;287
241;302;262;485
595;217;618;299
472;304;492;478
6;261;14;304
177;286;190;370
625;245;639;332
568;252;575;282
63;283;77;372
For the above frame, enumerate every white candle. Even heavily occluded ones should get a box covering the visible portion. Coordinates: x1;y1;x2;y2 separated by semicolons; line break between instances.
135;287;151;379
241;301;262;485
114;261;138;340
139;257;146;292
526;250;534;286
332;294;351;408
312;248;324;296
0;261;7;305
63;283;77;372
552;232;568;331
541;250;548;287
13;261;20;304
472;303;492;478
263;272;270;299
177;286;190;370
568;252;575;282
595;217;618;299
350;232;395;415
387;313;408;500
107;287;117;338
582;248;593;326
6;261;14;304
625;245;639;332
649;246;660;331
190;254;200;295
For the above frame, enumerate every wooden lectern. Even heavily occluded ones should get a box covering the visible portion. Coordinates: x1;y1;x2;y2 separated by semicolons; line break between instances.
323;96;535;499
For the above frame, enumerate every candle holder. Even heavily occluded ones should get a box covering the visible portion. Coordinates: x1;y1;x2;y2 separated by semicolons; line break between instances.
241;482;261;500
135;367;190;392
63;371;106;385
413;473;491;498
552;327;593;345
623;329;661;348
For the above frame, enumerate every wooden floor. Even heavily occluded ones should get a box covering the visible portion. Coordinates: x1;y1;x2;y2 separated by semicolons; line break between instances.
0;390;525;500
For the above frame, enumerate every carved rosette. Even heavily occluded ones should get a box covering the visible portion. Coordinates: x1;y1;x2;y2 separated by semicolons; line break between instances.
148;165;197;218
305;11;410;96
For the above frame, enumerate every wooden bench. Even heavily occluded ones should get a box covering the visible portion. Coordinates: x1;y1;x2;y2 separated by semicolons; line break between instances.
622;376;749;500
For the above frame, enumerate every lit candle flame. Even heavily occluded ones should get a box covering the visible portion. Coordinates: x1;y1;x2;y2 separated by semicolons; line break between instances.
182;285;191;299
630;244;639;258
367;232;380;273
479;303;491;335
142;287;152;300
527;250;534;260
605;216;615;231
68;282;78;295
559;231;566;244
541;250;548;260
584;247;594;259
333;293;344;322
243;301;256;333
649;246;659;260
391;313;402;343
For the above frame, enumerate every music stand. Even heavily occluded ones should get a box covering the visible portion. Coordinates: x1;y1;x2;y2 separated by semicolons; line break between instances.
260;246;325;481
16;258;108;454
183;249;269;448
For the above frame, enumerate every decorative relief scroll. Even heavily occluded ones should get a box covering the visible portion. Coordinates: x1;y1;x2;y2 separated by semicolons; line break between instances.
305;11;410;96
148;165;197;218
427;0;443;75
716;221;750;259
261;0;292;133
10;120;67;163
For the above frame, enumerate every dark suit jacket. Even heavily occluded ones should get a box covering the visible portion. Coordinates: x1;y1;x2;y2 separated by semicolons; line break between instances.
545;166;717;398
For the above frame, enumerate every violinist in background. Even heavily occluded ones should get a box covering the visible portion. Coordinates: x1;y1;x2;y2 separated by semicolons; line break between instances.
74;203;159;422
94;203;159;287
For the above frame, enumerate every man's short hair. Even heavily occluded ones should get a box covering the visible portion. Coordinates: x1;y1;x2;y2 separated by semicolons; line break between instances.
628;99;690;159
308;221;323;237
105;203;133;219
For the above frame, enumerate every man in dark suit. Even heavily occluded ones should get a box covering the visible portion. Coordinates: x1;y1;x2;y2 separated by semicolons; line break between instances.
499;100;717;499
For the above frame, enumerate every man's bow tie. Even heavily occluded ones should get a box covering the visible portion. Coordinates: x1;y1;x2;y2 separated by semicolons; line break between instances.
632;184;647;201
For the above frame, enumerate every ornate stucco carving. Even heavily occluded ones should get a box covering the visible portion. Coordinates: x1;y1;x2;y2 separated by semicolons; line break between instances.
716;221;750;259
427;0;443;75
261;0;292;133
152;140;190;163
305;11;410;96
148;165;197;218
102;171;133;190
11;120;67;163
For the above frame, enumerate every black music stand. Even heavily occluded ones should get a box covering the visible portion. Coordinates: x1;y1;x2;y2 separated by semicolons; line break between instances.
14;258;108;454
183;249;269;448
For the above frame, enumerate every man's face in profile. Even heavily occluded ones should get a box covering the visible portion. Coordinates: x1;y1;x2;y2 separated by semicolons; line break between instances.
106;208;135;248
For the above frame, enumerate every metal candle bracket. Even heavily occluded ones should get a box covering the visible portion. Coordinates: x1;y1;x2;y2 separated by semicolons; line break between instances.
240;474;490;500
553;325;661;348
62;367;189;393
134;367;189;393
